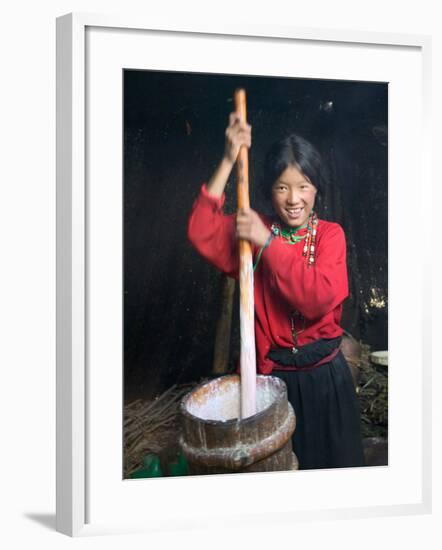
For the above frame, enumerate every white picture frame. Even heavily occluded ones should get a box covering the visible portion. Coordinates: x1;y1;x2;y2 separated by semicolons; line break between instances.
56;12;432;537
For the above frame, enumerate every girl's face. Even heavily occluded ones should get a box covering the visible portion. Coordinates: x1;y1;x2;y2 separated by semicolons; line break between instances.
271;165;317;228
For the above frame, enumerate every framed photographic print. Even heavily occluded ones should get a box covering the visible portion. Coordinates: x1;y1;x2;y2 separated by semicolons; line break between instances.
56;13;432;536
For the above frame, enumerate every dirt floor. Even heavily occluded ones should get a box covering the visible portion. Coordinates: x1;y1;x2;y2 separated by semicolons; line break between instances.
123;383;196;477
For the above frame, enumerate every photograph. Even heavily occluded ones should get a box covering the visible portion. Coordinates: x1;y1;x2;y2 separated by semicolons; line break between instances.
122;69;388;478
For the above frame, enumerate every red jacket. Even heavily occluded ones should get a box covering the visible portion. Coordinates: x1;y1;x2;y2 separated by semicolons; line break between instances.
187;184;348;374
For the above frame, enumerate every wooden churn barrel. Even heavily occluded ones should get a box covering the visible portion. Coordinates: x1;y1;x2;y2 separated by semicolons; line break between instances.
179;374;298;475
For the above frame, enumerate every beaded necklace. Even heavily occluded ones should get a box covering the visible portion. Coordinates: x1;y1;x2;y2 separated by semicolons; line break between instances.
253;211;319;272
290;309;305;353
270;211;318;267
268;211;319;353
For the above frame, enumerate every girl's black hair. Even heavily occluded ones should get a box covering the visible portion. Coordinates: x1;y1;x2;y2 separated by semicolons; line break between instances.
262;134;328;202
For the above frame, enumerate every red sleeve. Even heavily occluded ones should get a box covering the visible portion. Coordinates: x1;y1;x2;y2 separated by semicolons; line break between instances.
187;184;239;278
260;222;348;320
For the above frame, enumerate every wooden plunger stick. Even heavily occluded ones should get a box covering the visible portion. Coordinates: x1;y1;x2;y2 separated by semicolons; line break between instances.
234;88;257;419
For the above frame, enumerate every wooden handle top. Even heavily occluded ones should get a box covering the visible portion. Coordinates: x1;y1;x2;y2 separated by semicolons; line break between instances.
234;88;247;123
234;88;249;211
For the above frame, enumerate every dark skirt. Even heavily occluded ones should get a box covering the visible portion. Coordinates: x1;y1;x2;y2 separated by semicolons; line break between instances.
272;350;365;470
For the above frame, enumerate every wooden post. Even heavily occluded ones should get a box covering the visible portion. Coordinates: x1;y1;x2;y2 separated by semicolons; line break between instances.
234;88;257;418
212;275;236;375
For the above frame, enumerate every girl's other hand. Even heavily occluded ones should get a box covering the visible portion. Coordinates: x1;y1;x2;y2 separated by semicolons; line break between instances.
223;112;252;164
236;208;271;248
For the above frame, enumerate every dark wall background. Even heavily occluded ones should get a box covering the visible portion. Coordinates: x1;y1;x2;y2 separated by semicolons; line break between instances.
123;70;388;401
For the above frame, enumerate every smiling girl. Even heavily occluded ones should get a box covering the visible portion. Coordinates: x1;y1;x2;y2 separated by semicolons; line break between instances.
187;112;365;470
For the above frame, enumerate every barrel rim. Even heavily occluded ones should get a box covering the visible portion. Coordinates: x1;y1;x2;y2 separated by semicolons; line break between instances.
179;373;287;425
